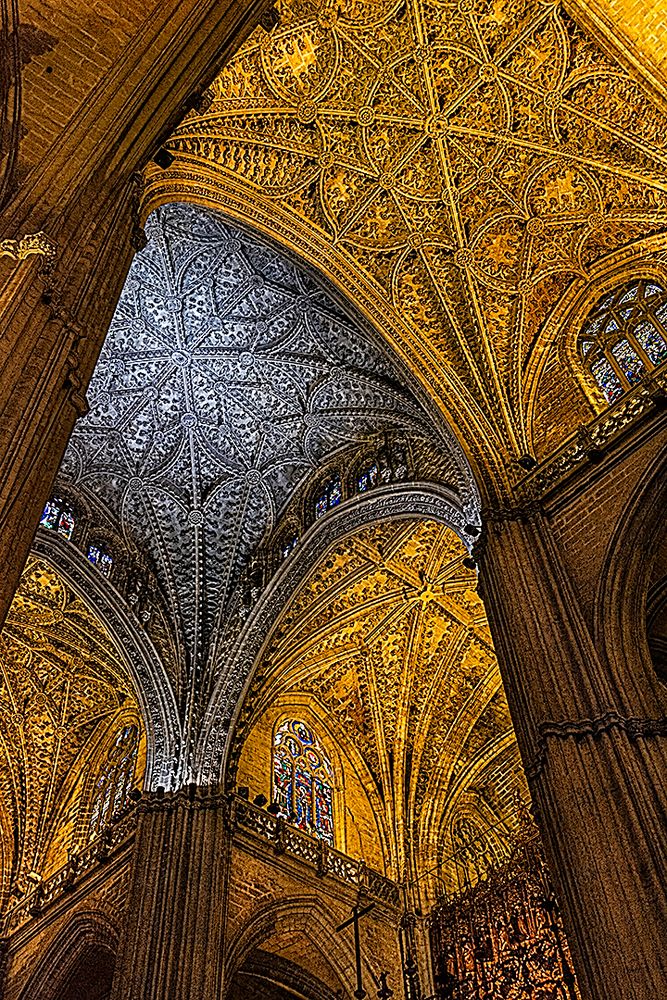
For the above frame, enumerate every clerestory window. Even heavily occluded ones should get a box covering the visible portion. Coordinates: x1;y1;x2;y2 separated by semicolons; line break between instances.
578;280;667;404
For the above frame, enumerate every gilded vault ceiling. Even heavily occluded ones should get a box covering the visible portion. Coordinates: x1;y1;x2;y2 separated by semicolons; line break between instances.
235;517;526;897
58;202;474;681
0;558;144;901
162;0;667;474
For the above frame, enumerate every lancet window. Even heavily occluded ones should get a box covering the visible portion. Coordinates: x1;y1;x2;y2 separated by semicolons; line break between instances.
273;719;335;845
89;724;138;837
313;474;342;519
87;543;113;576
579;279;667;403
39;497;75;540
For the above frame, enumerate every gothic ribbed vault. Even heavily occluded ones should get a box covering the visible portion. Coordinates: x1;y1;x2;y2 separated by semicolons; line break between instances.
58;203;476;690
233;517;527;902
154;0;667;481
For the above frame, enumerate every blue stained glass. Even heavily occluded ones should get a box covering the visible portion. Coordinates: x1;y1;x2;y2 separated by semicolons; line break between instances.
272;719;334;845
619;285;638;304
40;501;59;530
57;509;75;540
605;318;619;334
645;282;662;297
591;357;623;403
580;340;593;357
315;494;328;519
619;307;634;321
611;338;645;385
281;535;298;560
635;321;667;366
88;545;113;575
329;478;342;507
358;463;378;493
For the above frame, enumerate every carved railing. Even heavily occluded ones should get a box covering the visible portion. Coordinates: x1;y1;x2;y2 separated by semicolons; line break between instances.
231;795;400;908
1;807;138;936
520;368;667;497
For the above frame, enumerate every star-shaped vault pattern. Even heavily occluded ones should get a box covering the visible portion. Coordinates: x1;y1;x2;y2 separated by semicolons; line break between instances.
59;203;471;679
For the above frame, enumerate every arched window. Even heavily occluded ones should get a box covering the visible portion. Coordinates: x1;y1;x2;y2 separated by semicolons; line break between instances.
89;725;138;837
39;497;75;540
273;719;334;845
357;461;379;493
87;543;113;576
313;474;342;520
579;279;667;403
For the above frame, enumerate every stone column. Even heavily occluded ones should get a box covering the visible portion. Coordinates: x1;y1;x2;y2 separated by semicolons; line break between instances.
477;508;667;1000
111;787;231;1000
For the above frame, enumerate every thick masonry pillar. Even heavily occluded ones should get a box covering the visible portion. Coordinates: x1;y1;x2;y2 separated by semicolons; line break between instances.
0;0;269;627
477;504;667;1000
111;787;230;1000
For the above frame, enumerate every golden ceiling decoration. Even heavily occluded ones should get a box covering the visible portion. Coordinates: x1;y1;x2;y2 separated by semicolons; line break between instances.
235;518;526;898
162;0;667;476
0;558;144;904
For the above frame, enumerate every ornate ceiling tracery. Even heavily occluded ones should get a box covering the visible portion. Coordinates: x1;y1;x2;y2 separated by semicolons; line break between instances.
0;558;145;903
59;202;473;691
162;0;667;472
233;517;527;898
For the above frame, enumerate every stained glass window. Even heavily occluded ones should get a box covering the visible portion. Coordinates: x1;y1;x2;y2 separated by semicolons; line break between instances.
314;474;342;520
87;544;113;576
579;279;667;403
358;462;378;492
281;534;298;560
273;719;334;845
89;725;138;837
39;498;75;540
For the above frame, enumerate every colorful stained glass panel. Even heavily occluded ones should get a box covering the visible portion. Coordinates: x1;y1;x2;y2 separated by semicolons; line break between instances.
634;321;667;366
591;358;623;403
611;338;645;384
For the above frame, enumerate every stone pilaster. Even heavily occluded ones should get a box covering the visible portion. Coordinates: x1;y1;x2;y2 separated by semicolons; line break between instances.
477;508;667;1000
111;787;231;1000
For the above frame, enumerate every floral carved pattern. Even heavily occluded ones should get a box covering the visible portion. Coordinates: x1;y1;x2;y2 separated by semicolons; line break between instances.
167;0;667;463
59;202;473;712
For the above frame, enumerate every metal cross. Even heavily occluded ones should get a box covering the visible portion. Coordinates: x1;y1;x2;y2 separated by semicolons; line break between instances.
336;902;376;999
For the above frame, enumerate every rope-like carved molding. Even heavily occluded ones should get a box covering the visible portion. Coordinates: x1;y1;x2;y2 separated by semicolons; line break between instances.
526;711;667;782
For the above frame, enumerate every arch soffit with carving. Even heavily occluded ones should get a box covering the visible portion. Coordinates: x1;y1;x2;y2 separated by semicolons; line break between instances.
594;443;667;704
224;895;379;997
32;532;182;791
18;909;119;1000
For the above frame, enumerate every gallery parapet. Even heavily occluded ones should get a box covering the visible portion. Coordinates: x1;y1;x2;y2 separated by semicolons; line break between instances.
230;794;400;909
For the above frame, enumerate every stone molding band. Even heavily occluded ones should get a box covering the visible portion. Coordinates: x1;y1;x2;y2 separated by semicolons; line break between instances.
526;711;667;782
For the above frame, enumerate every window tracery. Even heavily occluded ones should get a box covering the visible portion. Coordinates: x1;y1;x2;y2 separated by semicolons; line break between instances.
579;280;667;403
273;719;334;845
39;497;75;540
89;724;138;837
314;475;342;520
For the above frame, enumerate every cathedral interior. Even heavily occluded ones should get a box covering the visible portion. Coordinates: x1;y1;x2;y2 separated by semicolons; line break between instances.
0;1;665;998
